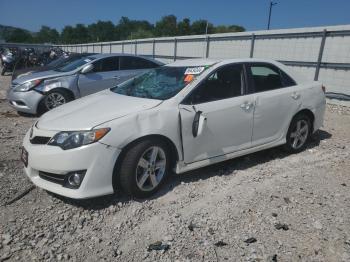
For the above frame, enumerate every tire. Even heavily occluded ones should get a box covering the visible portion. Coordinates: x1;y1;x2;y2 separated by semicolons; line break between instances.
1;67;5;76
284;113;312;153
118;138;171;198
40;89;72;113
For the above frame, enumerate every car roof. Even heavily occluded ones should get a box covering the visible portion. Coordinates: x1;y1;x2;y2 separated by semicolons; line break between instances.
89;53;164;65
165;58;306;83
166;58;291;67
166;58;221;67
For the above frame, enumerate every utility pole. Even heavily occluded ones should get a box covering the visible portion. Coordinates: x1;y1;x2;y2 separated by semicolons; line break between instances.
267;1;277;30
205;21;209;35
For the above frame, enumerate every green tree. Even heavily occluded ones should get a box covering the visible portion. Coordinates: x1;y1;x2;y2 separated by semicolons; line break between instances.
61;26;75;44
155;15;177;36
115;17;153;40
177;18;191;36
5;28;33;43
35;26;59;43
88;21;115;42
191;20;214;35
214;25;245;33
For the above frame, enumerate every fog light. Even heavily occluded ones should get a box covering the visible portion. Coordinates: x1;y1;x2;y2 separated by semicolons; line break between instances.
68;173;82;186
64;170;86;189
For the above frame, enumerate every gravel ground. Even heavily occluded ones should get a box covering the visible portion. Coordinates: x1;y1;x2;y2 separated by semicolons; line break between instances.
0;74;350;262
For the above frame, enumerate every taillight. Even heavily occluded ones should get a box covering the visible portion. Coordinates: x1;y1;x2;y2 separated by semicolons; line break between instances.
321;85;326;93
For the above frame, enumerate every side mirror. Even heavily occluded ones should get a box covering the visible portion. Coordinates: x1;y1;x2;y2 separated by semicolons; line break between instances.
192;111;206;137
80;64;94;74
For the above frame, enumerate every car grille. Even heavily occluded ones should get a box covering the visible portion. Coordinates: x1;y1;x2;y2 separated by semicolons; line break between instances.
39;171;66;185
30;136;51;145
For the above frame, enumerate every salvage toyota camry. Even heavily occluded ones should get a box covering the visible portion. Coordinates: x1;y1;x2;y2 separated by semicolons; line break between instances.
22;58;326;199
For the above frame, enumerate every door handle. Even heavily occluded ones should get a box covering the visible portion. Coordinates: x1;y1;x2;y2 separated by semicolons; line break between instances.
291;92;300;100
240;102;254;111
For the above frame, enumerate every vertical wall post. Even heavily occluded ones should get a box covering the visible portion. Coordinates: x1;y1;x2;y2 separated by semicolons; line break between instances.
135;41;137;55
122;42;125;53
152;39;156;59
314;29;327;81
250;33;256;58
92;44;95;53
109;43;112;53
101;43;103;53
205;36;210;58
174;38;177;61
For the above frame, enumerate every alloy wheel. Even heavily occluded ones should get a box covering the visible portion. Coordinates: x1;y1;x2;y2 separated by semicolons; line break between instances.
45;92;66;110
290;119;309;149
135;146;167;192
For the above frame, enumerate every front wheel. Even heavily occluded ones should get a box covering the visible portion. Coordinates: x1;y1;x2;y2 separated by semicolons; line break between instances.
41;90;72;113
284;114;311;153
118;139;171;198
1;67;6;75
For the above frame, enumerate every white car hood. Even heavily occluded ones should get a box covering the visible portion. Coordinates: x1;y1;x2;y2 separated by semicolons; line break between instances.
37;90;162;131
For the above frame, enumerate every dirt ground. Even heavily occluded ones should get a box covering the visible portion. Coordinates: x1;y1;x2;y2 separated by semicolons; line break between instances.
0;74;350;262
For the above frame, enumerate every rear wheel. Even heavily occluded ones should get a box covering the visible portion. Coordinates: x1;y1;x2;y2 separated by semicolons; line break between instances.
284;114;311;153
118;139;170;198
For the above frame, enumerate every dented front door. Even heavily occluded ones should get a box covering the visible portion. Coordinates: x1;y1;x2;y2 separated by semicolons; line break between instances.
179;94;255;164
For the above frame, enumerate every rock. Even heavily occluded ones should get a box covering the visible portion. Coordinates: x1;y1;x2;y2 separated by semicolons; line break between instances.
163;235;173;242
147;241;170;252
283;197;291;204
268;254;278;262
275;223;289;231
214;240;228;247
244;238;257;244
2;234;12;245
313;221;323;230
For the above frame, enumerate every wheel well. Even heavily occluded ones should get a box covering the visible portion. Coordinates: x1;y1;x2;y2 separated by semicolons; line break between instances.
37;88;75;115
294;109;315;132
112;135;179;190
48;88;75;100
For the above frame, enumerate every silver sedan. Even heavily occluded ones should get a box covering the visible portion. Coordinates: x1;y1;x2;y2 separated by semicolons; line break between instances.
7;54;163;114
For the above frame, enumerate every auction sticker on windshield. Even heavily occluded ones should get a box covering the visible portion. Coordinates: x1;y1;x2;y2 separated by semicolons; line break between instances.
185;67;205;75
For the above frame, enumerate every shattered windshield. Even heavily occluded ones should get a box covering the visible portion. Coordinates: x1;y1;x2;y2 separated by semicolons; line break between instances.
112;66;207;100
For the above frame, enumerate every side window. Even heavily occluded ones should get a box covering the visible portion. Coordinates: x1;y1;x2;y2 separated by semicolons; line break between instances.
280;70;296;87
249;64;284;92
120;56;159;70
92;57;119;72
185;64;244;104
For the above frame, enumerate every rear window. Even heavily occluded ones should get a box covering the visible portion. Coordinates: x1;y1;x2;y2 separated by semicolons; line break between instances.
120;56;159;70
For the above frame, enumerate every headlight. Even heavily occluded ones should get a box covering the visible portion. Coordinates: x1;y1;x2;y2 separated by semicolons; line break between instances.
48;128;110;150
13;79;43;92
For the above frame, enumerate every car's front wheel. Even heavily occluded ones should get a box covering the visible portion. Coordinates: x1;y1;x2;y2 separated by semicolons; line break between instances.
118;139;171;198
40;89;72;113
284;114;311;153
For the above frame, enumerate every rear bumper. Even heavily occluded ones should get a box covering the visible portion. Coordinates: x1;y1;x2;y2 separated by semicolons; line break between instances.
7;88;43;114
313;98;326;132
22;129;121;199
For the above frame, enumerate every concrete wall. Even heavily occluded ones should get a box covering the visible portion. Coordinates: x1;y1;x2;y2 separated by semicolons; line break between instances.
59;25;350;96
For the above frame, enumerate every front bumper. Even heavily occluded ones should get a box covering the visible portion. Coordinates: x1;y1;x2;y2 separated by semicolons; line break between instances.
22;128;121;199
7;88;43;114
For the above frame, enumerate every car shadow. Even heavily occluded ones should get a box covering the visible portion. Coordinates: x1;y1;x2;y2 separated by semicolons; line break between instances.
54;129;332;210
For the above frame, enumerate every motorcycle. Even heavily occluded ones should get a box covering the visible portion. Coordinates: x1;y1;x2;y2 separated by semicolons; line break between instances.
1;52;15;75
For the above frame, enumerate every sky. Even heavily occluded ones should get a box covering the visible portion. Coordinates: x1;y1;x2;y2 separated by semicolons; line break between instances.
0;0;349;32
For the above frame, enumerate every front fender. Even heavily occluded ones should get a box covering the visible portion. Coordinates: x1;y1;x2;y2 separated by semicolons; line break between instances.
97;107;184;161
34;75;79;97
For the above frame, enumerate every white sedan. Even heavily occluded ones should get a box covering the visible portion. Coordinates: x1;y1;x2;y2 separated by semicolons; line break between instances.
21;58;326;199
